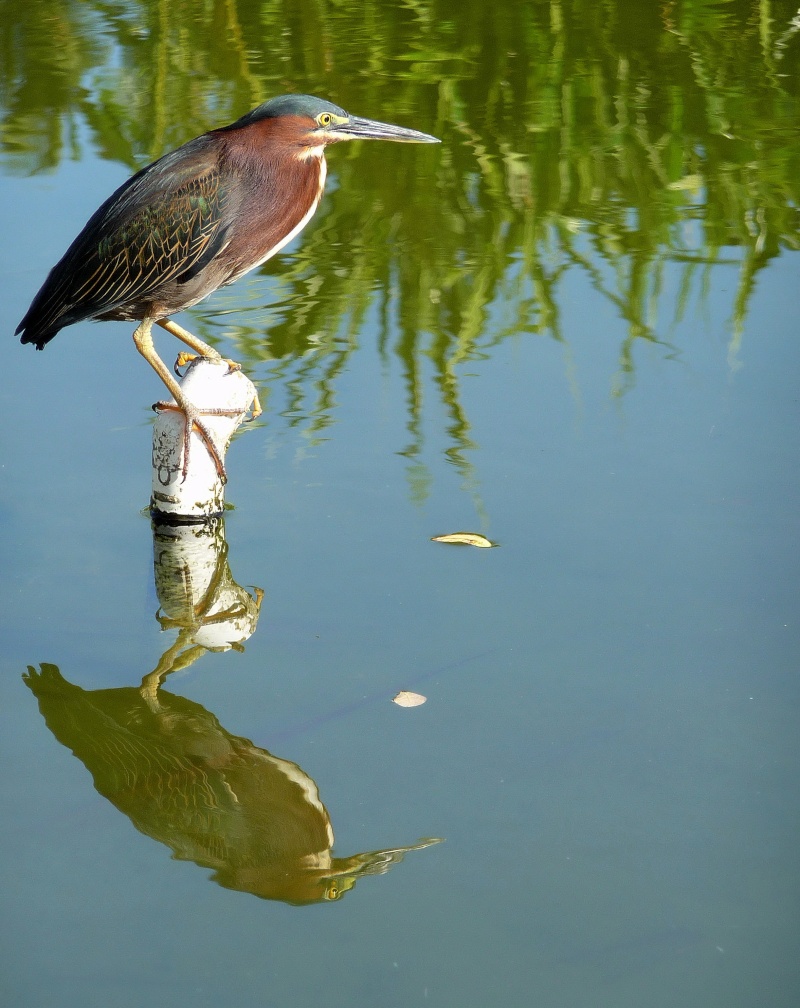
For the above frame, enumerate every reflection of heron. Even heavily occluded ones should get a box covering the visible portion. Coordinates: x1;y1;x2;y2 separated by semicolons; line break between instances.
16;94;438;479
24;664;441;905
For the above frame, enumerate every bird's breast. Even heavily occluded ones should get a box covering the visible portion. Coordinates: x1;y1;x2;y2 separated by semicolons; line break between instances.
222;152;327;286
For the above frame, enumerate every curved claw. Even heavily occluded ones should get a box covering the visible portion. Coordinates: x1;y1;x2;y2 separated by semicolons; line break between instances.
173;351;198;377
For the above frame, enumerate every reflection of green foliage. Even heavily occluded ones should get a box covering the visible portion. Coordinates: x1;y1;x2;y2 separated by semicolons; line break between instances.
2;0;799;491
0;1;103;171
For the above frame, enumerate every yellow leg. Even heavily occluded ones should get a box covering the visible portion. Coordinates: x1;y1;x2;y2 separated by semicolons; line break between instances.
133;318;243;482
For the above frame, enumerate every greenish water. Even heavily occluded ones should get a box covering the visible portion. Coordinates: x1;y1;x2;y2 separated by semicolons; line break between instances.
2;1;799;1006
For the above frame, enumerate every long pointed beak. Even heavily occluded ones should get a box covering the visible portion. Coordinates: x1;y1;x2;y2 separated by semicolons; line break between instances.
333;115;440;144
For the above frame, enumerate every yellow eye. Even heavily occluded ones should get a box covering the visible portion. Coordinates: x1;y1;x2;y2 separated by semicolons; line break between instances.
317;112;333;127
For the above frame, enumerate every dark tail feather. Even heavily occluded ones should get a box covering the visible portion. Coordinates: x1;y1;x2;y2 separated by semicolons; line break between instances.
16;315;62;351
17;259;80;350
17;323;58;351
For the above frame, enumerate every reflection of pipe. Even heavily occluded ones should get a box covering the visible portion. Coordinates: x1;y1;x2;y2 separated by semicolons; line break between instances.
144;517;263;703
23;664;443;905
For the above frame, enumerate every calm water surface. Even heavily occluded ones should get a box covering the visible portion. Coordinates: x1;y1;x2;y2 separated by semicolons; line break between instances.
1;2;799;1006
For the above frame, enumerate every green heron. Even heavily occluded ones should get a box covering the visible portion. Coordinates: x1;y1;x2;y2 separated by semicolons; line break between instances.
16;94;439;479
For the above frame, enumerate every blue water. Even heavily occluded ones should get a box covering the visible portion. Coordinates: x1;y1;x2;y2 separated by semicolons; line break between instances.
2;11;799;1008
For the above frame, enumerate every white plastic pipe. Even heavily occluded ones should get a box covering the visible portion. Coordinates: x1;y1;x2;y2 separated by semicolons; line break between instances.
150;357;258;522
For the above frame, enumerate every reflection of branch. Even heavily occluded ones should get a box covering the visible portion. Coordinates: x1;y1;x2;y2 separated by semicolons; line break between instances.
774;10;800;60
556;223;688;395
727;248;760;373
437;359;481;494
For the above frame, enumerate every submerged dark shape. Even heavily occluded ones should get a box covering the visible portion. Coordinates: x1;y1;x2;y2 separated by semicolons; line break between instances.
24;663;441;905
16;94;439;480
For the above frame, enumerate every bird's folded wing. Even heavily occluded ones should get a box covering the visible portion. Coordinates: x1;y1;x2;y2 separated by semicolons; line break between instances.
17;137;234;343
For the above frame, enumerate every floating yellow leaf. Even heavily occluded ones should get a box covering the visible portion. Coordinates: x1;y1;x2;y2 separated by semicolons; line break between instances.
393;691;427;707
430;532;498;548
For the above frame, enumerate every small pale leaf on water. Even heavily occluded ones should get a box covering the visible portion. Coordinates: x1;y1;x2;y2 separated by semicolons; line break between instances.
393;691;427;707
431;532;498;548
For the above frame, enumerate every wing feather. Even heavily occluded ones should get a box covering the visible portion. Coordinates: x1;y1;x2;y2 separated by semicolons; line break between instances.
17;135;232;348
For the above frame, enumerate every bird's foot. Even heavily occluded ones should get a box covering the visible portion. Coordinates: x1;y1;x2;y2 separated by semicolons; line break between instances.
173;352;241;377
170;353;261;425
153;400;246;483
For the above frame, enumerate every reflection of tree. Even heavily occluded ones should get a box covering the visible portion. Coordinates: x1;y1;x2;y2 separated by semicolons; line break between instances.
3;0;799;488
24;664;441;905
